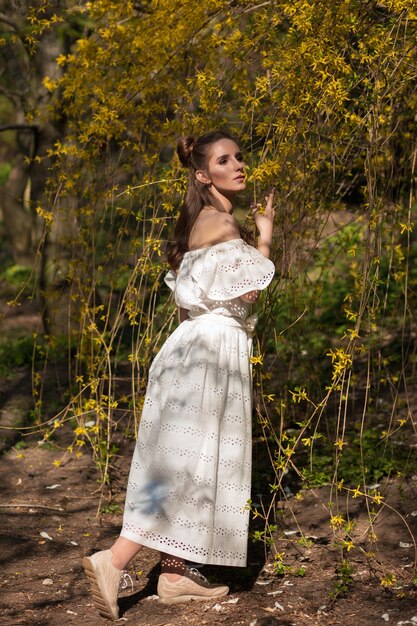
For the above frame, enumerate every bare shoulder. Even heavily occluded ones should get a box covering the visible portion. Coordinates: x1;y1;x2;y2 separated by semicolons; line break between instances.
189;209;241;250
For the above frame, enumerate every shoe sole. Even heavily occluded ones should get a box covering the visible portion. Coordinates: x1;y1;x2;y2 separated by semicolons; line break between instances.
159;589;229;605
82;556;119;621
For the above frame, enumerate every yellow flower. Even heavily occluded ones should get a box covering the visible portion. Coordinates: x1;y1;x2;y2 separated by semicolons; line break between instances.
343;540;354;552
372;491;384;505
330;514;345;528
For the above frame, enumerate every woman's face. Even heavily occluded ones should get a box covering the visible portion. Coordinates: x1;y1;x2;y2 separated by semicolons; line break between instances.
201;138;246;196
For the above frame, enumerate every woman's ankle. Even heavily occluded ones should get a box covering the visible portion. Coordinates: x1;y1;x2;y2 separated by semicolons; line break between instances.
161;572;182;582
110;537;143;570
110;549;126;571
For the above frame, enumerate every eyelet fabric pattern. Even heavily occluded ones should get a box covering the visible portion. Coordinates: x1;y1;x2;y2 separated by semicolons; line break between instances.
121;240;275;567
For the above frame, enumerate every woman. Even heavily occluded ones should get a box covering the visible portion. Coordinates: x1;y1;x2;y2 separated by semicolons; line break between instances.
83;130;275;620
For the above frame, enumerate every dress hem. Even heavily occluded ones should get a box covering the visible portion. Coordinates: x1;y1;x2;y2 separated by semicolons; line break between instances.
119;529;248;568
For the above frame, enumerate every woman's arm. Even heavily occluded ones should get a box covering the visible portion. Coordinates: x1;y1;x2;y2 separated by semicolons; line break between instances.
252;188;275;259
240;290;260;303
240;190;275;303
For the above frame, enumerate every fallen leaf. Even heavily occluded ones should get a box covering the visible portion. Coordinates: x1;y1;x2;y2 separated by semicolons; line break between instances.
66;610;77;615
255;579;273;585
40;531;53;541
381;613;389;622
222;597;239;604
275;602;284;611
399;542;413;548
212;603;224;611
46;484;61;490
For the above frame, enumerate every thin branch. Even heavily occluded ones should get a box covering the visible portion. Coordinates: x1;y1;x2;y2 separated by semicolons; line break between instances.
0;124;38;133
0;503;65;512
0;13;19;30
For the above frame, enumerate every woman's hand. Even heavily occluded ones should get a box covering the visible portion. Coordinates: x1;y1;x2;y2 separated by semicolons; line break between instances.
251;188;275;258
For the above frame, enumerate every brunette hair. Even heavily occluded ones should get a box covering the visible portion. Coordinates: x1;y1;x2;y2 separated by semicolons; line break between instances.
167;130;237;270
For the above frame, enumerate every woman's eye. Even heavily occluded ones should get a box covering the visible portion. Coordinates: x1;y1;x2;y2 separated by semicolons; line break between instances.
219;158;228;164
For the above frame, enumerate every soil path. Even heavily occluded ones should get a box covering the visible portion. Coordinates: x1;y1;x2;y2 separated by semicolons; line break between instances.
1;435;416;626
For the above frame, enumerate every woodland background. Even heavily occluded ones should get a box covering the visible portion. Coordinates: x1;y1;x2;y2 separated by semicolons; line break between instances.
0;1;417;624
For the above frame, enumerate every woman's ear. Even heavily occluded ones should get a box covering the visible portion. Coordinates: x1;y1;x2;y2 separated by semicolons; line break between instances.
195;169;211;185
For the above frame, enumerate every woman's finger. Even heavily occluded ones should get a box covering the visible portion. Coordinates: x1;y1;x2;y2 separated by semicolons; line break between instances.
265;188;275;208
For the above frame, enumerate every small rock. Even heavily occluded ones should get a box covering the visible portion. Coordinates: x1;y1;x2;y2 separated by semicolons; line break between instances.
42;578;53;585
399;542;413;548
66;610;77;615
212;603;224;611
381;613;389;622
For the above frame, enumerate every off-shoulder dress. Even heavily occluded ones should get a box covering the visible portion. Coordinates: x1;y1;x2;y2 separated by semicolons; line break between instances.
121;239;275;567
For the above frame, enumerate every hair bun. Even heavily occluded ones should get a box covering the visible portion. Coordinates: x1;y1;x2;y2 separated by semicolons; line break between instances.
177;136;194;167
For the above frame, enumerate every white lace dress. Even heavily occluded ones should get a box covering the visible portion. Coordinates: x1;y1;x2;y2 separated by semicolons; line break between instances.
121;239;275;567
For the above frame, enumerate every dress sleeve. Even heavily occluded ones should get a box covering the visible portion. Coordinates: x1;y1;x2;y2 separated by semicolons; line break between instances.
164;269;177;292
177;240;275;302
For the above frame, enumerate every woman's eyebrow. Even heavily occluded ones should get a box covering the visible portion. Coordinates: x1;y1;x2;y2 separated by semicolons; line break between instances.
216;151;243;161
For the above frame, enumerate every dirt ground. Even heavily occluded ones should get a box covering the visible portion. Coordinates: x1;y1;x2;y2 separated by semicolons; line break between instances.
0;297;416;626
0;430;416;626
